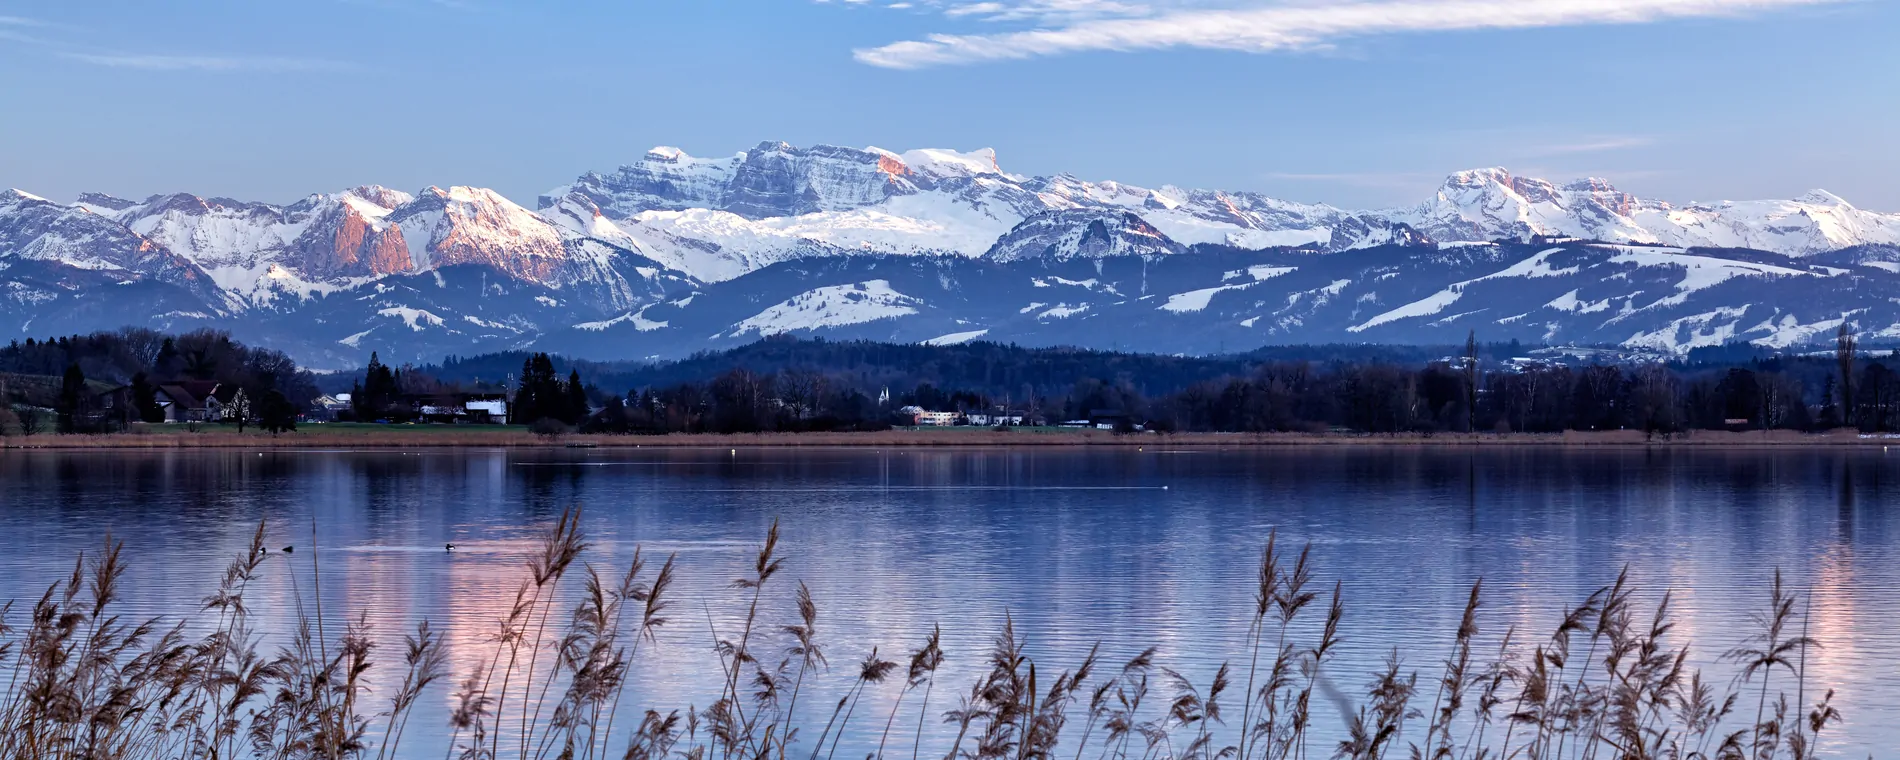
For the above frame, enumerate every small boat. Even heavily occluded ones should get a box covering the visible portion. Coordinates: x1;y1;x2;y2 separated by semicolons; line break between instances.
565;442;598;449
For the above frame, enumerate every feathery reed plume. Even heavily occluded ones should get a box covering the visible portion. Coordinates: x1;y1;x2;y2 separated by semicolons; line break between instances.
599;550;677;760
876;625;944;760
376;621;446;760
514;505;590;760
0;520;1858;760
1239;533;1279;760
721;518;786;760
1416;580;1479;760
1722;568;1817;760
1101;648;1155;760
777;581;826;760
824;647;896;760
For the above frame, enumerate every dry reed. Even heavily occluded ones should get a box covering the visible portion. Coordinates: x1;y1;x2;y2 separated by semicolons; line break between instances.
0;513;1855;760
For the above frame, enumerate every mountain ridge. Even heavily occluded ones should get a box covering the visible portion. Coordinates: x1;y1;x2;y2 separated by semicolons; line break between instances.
6;141;1900;368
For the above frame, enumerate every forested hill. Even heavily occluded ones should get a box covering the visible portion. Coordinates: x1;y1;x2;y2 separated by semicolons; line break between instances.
359;338;1544;399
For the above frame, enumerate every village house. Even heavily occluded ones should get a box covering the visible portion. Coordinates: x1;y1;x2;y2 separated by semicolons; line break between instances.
154;381;231;423
409;393;512;424
896;405;958;426
306;394;351;422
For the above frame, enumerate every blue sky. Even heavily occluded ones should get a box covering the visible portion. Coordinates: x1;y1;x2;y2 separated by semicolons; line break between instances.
1;0;1893;210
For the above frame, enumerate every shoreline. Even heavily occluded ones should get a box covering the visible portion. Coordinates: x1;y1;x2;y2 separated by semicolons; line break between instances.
2;426;1896;449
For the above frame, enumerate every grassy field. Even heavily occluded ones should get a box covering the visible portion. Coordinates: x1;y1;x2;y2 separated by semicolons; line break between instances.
1;422;1896;448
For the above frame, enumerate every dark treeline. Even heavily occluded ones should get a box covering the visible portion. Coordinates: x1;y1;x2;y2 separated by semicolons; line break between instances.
546;330;1887;436
367;337;1548;402
0;328;316;434
20;328;1888;438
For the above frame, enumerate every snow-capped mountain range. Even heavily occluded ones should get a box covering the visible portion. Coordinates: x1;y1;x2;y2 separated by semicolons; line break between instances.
5;140;1899;368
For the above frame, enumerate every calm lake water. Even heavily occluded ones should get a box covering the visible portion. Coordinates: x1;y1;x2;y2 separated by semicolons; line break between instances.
0;446;1894;757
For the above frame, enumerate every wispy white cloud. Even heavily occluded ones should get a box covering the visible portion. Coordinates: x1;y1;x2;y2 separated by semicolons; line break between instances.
59;52;359;72
823;0;1171;23
943;0;1156;22
0;14;52;42
854;0;1847;68
0;14;353;73
1526;135;1657;156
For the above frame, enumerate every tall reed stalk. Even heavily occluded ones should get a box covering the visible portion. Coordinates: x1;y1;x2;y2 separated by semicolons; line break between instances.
0;517;1851;760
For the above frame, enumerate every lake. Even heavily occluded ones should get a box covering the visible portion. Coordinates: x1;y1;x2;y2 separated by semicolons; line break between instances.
0;445;1893;757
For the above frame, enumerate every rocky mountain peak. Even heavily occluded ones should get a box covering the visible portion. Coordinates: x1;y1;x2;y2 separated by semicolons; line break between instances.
1794;189;1852;207
344;185;415;210
74;192;137;212
1;189;49;205
986;208;1184;262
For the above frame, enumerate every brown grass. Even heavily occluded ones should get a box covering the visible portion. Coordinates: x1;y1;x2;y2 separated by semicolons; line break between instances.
1;426;1893;450
0;512;1851;760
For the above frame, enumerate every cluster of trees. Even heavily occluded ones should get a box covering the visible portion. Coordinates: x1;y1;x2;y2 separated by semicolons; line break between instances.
392;337;1325;403
512;353;591;427
559;330;1897;437
339;352;511;423
1;329;315;435
583;369;888;434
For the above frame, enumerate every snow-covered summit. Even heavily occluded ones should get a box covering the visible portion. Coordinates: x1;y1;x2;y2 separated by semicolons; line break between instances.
10;139;1900;366
986;208;1185;262
3;189;51;204
1391;167;1900;255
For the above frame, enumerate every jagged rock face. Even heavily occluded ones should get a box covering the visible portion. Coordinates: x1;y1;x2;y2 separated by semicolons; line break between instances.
723;142;915;218
10;139;1900;367
120;192;299;272
552;142;931;220
0;190;211;287
384;186;656;312
74;192;136;213
1390;168;1900;255
96;184;665;312
1328;216;1432;250
553;146;740;217
285;198;414;279
987;209;1185;262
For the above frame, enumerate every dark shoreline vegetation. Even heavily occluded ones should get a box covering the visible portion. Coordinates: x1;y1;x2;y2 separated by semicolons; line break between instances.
7;327;1900;439
0;510;1847;759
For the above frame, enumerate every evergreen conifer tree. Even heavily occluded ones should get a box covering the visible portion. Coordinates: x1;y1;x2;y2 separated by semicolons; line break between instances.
57;363;84;433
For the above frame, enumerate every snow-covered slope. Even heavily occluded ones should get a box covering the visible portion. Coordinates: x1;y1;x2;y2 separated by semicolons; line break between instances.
9;138;1900;365
539;142;1437;280
985;209;1184;262
0;189;225;299
547;143;1900;284
1392;169;1900;256
107;184;682;313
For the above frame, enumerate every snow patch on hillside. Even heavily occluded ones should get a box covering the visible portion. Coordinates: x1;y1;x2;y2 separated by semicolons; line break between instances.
1605;249;1813;308
727;280;919;337
377;306;445;331
923;329;989;346
1351;248;1576;332
1624;307;1751;352
575;304;669;332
